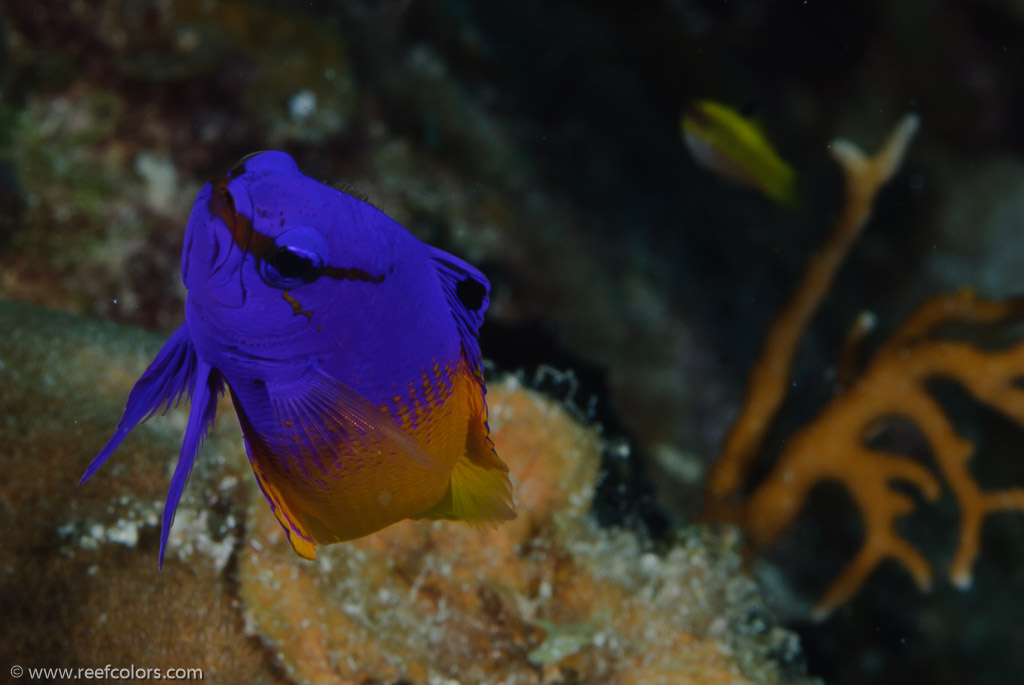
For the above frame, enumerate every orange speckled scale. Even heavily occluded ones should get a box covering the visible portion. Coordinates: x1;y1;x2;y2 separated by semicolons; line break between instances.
239;359;510;558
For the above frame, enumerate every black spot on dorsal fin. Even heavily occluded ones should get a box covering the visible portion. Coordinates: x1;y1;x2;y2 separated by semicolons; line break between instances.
456;277;486;312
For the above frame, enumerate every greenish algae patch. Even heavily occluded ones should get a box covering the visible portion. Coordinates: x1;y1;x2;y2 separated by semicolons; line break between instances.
99;0;357;145
527;618;602;666
1;87;187;326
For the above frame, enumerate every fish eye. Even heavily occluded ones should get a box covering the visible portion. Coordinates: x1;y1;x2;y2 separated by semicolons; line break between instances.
258;225;328;289
262;245;324;287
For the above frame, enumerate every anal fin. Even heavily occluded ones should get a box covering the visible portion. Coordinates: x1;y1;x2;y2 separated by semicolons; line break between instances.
246;449;318;560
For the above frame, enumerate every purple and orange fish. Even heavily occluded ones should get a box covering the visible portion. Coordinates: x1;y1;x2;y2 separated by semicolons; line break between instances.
81;151;515;563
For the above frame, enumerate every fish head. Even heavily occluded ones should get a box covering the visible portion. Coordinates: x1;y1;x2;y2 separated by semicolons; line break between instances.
181;151;392;366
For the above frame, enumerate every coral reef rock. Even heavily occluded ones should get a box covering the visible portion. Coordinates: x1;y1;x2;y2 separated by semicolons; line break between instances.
0;299;273;683
241;374;817;685
0;299;816;685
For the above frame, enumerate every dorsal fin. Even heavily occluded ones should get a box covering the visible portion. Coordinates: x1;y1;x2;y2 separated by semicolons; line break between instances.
420;249;515;525
429;246;490;373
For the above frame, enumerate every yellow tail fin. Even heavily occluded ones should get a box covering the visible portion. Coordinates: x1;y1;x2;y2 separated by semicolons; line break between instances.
417;370;516;525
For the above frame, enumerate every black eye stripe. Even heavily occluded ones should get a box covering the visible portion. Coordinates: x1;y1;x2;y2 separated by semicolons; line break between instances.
252;224;387;289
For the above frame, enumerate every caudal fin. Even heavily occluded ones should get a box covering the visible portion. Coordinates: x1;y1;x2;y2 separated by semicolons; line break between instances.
416;367;515;526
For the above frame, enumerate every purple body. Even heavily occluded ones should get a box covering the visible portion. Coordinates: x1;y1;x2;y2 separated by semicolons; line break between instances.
82;152;513;563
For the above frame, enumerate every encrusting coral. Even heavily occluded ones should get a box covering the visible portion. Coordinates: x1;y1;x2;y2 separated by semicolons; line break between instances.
240;375;817;685
0;300;816;685
0;300;276;683
703;115;1024;619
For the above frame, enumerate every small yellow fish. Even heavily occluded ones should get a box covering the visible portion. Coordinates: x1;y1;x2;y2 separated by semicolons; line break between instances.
681;100;800;208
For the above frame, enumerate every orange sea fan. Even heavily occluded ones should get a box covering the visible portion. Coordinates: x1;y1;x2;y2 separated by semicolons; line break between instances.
747;290;1024;618
703;114;1024;618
